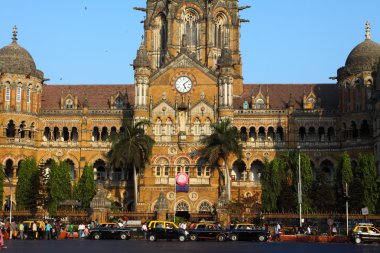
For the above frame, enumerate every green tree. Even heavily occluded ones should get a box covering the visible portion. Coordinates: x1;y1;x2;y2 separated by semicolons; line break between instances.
311;171;337;212
0;164;4;211
15;158;39;210
278;151;313;213
261;158;284;212
353;153;378;214
48;161;72;214
108;119;154;210
199;119;242;200
76;164;96;210
336;152;353;211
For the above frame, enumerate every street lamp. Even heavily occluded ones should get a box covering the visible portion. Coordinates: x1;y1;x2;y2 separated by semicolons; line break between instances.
4;174;12;239
297;146;302;228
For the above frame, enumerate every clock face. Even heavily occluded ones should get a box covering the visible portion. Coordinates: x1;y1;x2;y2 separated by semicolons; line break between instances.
175;76;193;93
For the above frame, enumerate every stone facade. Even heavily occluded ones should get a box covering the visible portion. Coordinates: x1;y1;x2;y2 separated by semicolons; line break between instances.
0;1;379;219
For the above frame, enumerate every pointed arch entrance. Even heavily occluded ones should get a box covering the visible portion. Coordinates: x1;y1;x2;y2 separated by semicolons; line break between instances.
175;200;190;220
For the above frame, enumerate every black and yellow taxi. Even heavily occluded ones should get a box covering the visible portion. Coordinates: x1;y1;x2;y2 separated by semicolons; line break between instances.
147;220;188;242
88;222;131;240
188;223;228;241
228;223;270;242
350;223;380;244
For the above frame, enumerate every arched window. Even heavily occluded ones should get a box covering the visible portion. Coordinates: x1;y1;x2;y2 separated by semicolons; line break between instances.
94;159;106;180
101;127;108;141
182;9;199;49
92;127;100;141
193;118;201;135
53;127;60;141
318;127;325;141
65;159;76;179
240;127;247;141
6;120;16;137
71;127;78;141
43;127;51;141
27;87;31;103
299;127;306;141
155;119;162;135
250;160;263;182
267;127;275;141
65;98;74;109
327;127;335;142
5;87;11;101
16;87;22;103
115;97;124;109
176;201;189;212
199;202;212;213
5;159;13;178
214;13;228;49
232;160;246;181
62;127;69;141
153;14;167;68
254;98;265;109
18;121;26;138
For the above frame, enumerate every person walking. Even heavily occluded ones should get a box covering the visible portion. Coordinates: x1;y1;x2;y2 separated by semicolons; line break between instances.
0;229;6;249
19;223;24;240
32;221;38;240
141;223;148;239
45;222;51;240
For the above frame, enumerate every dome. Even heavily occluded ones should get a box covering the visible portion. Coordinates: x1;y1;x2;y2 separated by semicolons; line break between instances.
344;21;380;74
345;39;380;74
0;27;43;79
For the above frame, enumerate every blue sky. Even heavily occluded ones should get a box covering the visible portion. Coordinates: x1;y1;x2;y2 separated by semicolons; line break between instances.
1;0;379;85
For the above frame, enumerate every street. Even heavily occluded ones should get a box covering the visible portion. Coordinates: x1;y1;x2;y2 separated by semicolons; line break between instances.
3;240;380;253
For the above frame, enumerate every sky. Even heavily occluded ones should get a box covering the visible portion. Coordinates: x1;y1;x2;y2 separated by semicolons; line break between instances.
1;0;379;85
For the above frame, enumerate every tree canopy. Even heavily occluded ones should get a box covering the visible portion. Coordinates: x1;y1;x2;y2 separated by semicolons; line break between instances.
15;158;39;210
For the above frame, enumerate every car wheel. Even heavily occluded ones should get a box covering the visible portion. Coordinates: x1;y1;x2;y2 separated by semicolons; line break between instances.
190;234;198;241
258;235;266;242
93;233;101;240
179;235;186;242
217;234;225;242
355;237;362;244
149;235;156;242
230;234;238;241
120;233;127;240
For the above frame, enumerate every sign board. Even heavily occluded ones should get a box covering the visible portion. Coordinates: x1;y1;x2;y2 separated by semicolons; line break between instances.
126;220;142;226
361;207;369;215
176;185;189;192
176;172;189;186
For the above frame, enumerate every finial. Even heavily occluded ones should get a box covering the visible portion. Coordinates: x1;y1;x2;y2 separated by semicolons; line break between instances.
365;21;371;40
12;25;18;43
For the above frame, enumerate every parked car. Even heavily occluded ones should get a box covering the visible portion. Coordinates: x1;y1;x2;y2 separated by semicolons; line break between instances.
147;220;188;242
88;223;131;240
228;223;270;242
349;223;380;244
188;223;228;242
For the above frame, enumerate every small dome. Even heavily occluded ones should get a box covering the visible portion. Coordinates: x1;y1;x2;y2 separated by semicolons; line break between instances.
345;39;380;74
344;22;380;74
0;27;43;79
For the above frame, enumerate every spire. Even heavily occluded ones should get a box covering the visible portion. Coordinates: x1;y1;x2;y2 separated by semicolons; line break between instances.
133;38;150;68
12;25;18;43
365;20;371;40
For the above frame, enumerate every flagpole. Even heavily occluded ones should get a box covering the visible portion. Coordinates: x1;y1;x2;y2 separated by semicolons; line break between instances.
174;174;177;223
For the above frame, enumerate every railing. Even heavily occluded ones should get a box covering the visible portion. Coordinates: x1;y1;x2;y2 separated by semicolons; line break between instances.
41;140;79;147
5;138;35;146
241;140;286;148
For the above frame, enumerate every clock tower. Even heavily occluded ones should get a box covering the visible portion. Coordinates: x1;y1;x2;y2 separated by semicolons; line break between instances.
133;0;247;214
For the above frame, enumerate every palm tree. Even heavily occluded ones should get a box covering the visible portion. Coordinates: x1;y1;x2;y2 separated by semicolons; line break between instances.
199;118;242;200
108;119;154;211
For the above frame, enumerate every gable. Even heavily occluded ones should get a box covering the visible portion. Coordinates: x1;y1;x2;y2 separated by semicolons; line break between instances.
149;53;217;83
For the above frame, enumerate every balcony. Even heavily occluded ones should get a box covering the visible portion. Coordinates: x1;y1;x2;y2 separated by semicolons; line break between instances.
154;177;210;185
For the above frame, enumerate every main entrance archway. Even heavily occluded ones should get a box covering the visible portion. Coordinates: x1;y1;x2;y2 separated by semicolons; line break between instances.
175;201;190;220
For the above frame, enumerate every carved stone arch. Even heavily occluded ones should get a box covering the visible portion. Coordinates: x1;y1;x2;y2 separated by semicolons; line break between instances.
174;156;191;165
212;7;233;23
61;155;80;169
232;159;247;181
154;156;170;166
88;155;108;166
176;4;204;20
38;155;59;166
174;199;191;212
197;199;213;213
2;156;16;166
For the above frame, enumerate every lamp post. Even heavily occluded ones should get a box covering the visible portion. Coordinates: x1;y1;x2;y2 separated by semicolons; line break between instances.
297;146;302;228
4;175;12;239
